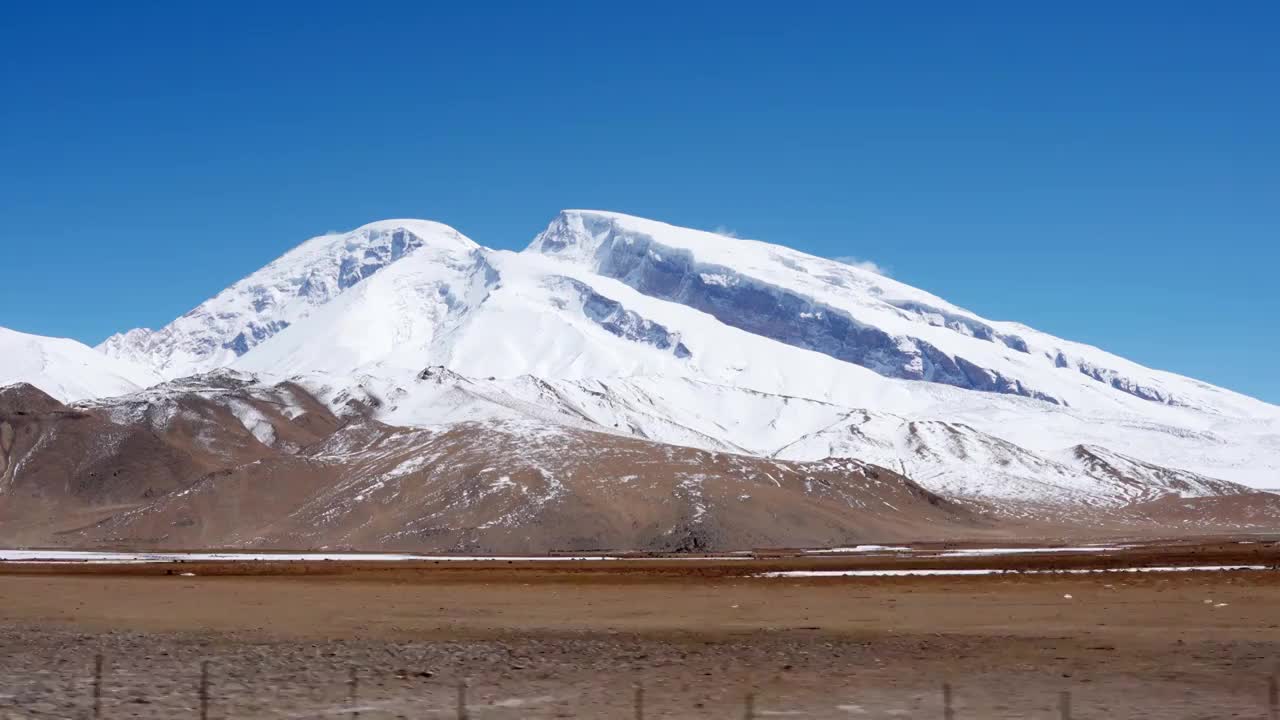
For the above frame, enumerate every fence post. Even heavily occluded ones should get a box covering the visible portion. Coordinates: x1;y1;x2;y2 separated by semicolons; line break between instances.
457;679;469;720
1059;690;1071;720
942;682;954;720
744;691;755;720
633;683;643;720
1269;674;1278;720
348;667;359;719
92;654;103;720
199;660;210;720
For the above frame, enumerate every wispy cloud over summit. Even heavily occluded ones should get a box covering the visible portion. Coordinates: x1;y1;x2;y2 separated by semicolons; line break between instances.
833;256;889;276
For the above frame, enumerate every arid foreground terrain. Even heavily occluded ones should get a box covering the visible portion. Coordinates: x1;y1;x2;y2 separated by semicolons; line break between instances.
2;539;1279;719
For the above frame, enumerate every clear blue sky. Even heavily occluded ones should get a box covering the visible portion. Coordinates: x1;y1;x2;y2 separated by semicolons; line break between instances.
2;2;1277;402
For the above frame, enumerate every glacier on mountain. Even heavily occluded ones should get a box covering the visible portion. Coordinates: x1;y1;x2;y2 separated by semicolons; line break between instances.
60;209;1280;503
98;220;477;379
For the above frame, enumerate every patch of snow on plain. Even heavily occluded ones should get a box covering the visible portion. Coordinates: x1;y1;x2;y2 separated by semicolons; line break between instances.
806;545;913;554
761;565;1273;578
940;546;1127;557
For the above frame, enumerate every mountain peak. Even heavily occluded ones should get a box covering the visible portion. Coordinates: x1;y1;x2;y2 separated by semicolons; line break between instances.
100;220;479;379
527;209;733;258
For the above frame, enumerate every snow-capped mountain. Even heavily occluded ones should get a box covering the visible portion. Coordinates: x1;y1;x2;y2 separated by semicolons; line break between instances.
90;210;1280;507
99;220;478;379
0;326;160;402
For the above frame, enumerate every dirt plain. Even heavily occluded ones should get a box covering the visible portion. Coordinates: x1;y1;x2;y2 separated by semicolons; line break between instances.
2;540;1280;719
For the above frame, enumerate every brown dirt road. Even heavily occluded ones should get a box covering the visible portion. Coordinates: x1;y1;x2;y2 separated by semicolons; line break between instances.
2;543;1280;719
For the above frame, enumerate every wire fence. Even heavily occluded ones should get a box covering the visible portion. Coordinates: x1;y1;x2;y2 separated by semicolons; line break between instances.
3;655;1278;719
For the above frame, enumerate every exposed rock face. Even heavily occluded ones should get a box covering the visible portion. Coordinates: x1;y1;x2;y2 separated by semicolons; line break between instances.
0;383;67;416
596;231;1060;403
551;277;692;359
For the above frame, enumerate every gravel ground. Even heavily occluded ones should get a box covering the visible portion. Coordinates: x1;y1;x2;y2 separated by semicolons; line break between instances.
3;626;1278;719
2;549;1279;719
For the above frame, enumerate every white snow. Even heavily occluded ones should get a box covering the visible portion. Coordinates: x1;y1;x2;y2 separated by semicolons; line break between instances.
761;565;1273;578
0;326;161;402
805;545;913;554
98;220;478;379
227;399;277;446
940;546;1127;556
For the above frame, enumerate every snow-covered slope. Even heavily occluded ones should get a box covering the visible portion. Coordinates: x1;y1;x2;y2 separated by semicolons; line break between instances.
86;209;1279;505
529;211;1273;418
236;368;1259;506
99;220;478;379
0;326;160;402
